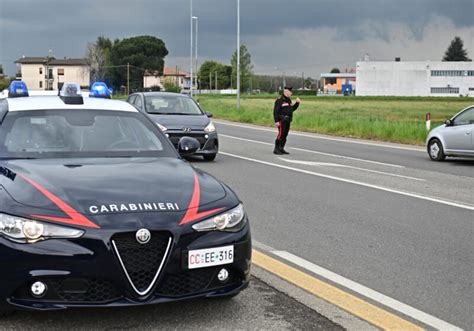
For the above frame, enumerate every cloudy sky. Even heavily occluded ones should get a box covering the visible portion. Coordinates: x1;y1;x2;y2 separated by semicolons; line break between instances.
1;0;473;78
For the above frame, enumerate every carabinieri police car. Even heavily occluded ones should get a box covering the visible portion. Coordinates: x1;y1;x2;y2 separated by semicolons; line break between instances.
0;81;251;316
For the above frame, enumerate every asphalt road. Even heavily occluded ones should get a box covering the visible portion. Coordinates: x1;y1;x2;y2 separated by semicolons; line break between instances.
194;120;473;330
3;120;472;330
0;277;343;330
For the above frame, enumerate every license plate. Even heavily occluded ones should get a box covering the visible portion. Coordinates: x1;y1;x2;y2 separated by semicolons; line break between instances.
188;245;234;269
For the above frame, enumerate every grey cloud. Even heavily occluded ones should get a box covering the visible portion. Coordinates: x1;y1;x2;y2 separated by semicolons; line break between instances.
0;0;473;76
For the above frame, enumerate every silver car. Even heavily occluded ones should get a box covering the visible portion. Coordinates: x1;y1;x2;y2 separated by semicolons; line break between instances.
426;105;474;161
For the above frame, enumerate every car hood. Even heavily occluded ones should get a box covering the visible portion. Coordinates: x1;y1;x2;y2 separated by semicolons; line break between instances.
0;158;228;228
427;124;447;139
147;114;210;131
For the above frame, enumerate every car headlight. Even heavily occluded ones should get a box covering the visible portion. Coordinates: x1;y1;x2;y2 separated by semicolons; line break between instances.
156;122;168;132
0;213;84;244
192;204;245;232
204;121;216;133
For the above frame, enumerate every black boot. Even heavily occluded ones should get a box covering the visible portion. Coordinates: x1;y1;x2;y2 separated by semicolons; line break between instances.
273;140;283;155
281;140;290;154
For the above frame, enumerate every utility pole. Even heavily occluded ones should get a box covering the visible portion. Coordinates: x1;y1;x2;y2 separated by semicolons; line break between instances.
283;71;286;87
127;62;130;95
215;71;218;91
193;16;198;91
302;72;304;90
209;71;212;91
176;66;179;85
190;0;193;97
236;0;240;109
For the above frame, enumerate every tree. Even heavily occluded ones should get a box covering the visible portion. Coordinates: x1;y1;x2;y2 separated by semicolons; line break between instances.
231;45;253;92
85;36;113;84
443;36;471;61
0;65;11;90
109;35;168;91
163;78;180;93
198;61;230;90
304;77;314;89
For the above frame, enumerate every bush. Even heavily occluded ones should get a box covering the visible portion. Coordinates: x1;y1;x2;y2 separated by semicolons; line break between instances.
164;81;180;93
293;90;318;96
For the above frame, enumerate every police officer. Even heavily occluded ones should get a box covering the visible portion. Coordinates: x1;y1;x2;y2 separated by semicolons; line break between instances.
273;86;300;154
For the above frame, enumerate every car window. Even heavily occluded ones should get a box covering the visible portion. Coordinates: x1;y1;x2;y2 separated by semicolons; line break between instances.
453;107;474;126
135;96;143;108
127;95;136;104
0;109;176;159
144;95;202;115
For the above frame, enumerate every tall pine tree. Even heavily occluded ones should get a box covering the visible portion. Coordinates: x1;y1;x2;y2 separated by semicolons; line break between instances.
442;37;471;61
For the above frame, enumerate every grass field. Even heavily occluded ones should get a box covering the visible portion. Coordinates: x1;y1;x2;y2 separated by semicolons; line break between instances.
195;95;473;145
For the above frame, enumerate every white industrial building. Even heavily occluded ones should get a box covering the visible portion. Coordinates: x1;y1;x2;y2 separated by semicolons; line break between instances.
356;61;474;97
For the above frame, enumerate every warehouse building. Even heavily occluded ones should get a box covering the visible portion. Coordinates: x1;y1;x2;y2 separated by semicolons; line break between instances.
356;61;474;97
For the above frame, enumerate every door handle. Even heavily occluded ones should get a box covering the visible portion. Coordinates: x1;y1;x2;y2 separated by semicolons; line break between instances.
466;132;472;135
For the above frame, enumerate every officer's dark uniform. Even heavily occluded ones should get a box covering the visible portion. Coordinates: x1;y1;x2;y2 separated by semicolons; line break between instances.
273;88;299;154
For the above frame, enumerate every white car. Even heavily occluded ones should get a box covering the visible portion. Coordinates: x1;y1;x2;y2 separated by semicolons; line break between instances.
426;105;474;161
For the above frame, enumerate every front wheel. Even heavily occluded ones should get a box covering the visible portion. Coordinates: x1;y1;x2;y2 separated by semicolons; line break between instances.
203;153;217;161
428;139;446;161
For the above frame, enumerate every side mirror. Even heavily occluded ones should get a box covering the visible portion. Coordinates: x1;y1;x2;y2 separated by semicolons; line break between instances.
445;119;453;126
205;112;213;118
178;137;200;156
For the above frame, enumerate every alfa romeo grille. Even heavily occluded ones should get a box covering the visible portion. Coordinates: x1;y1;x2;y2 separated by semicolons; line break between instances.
112;231;172;296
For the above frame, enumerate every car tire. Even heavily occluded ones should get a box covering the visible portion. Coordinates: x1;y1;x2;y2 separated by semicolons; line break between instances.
203;154;217;161
428;139;446;161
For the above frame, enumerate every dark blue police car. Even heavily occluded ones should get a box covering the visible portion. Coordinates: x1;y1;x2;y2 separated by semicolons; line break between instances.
0;82;251;316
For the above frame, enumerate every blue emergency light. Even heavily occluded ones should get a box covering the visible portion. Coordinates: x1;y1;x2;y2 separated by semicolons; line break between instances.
8;81;29;98
89;82;112;99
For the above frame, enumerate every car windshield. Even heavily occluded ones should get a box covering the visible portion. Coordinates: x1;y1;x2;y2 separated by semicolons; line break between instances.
0;109;176;159
144;95;202;115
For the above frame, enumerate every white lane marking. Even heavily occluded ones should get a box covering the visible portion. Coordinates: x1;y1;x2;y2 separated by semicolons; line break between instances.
266;247;463;331
220;134;405;168
215;120;425;152
279;158;425;182
220;151;474;211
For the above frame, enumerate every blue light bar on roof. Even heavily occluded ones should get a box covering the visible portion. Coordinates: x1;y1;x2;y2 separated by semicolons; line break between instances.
8;81;29;98
90;82;112;99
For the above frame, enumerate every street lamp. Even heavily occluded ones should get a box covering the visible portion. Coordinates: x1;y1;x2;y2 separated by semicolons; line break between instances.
192;16;198;91
190;0;193;97
236;0;240;109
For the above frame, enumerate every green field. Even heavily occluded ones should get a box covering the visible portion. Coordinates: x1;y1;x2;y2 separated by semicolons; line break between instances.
195;95;473;145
